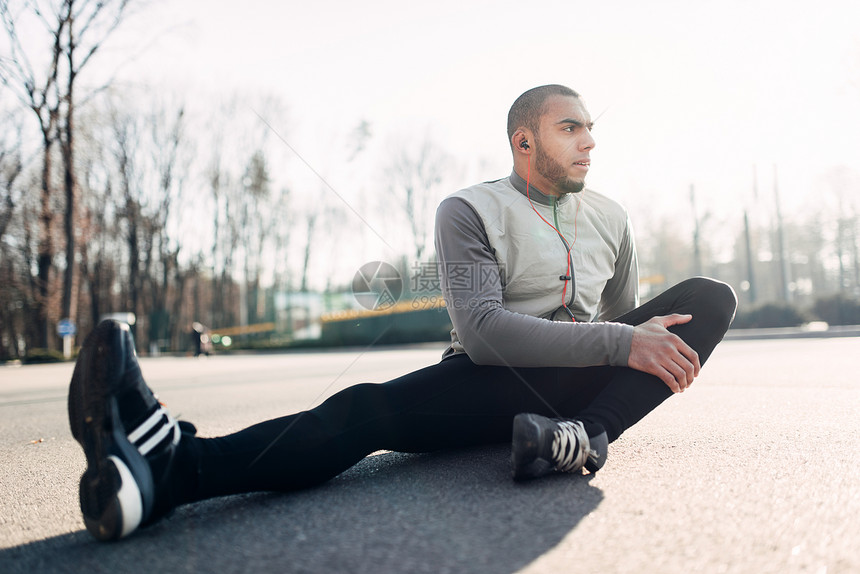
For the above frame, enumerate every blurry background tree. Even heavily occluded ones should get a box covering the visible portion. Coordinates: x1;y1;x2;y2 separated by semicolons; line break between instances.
1;0;134;353
384;135;449;265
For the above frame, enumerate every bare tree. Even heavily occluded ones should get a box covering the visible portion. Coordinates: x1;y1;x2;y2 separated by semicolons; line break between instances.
271;186;294;292
142;101;187;348
0;113;23;242
1;1;65;346
824;166;860;295
385;136;449;263
57;0;132;330
78;148;118;333
207;148;241;329
299;208;318;293
239;150;271;324
1;0;135;349
109;107;145;333
0;116;25;358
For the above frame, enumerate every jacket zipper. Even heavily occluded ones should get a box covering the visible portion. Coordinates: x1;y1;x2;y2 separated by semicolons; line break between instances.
550;197;576;314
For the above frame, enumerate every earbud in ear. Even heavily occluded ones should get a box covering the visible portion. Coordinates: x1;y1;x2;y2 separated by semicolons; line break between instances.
520;141;530;150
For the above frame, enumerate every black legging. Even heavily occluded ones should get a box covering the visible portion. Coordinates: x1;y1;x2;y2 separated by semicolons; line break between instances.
186;277;736;501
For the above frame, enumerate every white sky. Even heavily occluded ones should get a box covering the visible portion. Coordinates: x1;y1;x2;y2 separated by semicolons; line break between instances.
112;0;860;216
9;0;860;282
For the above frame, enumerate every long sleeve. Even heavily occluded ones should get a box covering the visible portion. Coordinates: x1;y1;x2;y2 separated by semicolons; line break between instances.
435;196;633;368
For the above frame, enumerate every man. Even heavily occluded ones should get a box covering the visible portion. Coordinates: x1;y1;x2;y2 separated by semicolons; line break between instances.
68;84;736;541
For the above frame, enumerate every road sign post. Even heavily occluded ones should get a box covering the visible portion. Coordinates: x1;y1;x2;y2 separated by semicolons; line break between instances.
57;319;77;359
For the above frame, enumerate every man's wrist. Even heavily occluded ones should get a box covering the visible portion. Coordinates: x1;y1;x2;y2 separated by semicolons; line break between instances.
611;323;635;366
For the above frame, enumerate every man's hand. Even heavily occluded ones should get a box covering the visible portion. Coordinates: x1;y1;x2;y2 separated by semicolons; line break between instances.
628;314;701;393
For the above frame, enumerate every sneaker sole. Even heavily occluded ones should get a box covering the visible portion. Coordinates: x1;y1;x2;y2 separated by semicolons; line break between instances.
584;430;608;474
69;323;155;541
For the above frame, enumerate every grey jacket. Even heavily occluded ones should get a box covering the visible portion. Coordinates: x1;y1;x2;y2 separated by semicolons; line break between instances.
434;171;637;367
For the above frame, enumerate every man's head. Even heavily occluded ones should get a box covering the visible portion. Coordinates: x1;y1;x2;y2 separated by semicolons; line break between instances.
508;84;595;196
507;84;581;144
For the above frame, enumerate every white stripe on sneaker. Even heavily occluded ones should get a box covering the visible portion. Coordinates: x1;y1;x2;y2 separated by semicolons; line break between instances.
171;416;181;445
136;412;180;456
138;421;169;455
127;407;166;444
128;406;180;456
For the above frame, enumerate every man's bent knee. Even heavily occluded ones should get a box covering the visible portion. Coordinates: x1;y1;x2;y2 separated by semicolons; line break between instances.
684;276;738;328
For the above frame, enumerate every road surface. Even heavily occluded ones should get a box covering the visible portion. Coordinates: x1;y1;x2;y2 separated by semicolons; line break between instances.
1;337;858;573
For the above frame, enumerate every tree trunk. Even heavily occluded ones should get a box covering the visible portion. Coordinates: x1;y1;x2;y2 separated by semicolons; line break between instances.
36;131;55;349
60;4;79;342
300;213;318;293
61;82;78;330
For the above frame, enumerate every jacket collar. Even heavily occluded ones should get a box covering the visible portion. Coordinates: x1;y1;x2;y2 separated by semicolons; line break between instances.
509;170;574;207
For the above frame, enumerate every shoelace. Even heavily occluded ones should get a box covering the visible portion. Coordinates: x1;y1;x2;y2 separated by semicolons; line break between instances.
551;419;590;472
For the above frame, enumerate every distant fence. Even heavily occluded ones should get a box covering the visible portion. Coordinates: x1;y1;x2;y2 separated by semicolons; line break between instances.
210;322;277;337
320;302;452;346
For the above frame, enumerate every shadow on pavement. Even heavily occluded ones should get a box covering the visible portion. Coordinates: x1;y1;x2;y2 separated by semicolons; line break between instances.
1;445;603;574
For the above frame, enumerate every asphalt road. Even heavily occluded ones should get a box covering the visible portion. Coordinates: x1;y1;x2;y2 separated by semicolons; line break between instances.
1;337;858;573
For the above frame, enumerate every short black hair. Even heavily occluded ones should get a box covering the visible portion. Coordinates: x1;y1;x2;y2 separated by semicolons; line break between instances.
507;84;581;146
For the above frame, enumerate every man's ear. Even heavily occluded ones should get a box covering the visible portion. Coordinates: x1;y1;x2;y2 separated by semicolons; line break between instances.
512;130;531;154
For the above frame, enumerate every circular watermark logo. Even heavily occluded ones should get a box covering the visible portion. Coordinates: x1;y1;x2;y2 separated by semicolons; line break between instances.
352;261;403;310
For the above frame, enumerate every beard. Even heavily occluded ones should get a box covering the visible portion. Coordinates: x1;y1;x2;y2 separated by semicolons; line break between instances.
534;147;585;195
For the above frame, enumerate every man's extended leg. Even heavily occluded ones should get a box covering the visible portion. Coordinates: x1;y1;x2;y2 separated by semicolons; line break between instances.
192;278;736;496
70;319;606;539
188;355;600;499
69;278;735;538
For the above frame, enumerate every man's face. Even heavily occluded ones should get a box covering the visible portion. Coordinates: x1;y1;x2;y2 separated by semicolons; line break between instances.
533;95;595;195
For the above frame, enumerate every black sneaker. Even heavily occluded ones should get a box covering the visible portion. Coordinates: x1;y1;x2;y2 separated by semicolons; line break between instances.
511;413;608;481
68;319;193;541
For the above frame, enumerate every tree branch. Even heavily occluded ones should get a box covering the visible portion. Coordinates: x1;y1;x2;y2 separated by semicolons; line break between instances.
73;0;130;73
